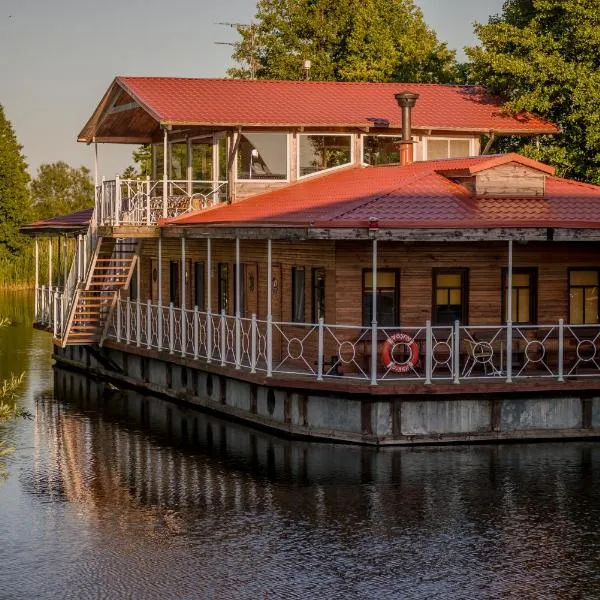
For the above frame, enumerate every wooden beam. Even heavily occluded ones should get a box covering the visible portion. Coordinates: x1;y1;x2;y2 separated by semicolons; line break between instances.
106;101;140;115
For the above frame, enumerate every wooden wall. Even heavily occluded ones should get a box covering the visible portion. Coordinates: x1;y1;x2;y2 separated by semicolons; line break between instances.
137;238;600;326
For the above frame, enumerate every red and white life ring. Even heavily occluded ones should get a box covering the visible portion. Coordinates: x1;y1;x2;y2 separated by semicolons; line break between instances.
380;332;420;374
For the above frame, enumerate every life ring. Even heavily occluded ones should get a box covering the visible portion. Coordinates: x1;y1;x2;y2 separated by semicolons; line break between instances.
380;332;419;373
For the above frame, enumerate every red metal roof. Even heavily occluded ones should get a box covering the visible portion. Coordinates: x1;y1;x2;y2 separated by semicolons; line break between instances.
20;208;93;236
112;77;557;134
165;154;600;231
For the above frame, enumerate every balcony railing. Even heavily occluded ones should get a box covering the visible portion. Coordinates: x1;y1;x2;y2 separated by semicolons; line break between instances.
96;178;227;226
35;285;67;339
101;299;600;386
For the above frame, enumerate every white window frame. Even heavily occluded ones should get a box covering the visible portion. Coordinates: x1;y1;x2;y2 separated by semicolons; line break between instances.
360;133;409;166
423;136;477;161
234;131;290;183
297;133;354;180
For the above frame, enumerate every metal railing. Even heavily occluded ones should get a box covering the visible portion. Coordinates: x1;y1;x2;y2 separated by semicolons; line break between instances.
96;178;227;226
35;285;66;338
103;303;600;386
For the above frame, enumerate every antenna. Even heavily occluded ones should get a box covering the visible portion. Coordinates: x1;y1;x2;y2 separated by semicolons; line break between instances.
215;22;258;79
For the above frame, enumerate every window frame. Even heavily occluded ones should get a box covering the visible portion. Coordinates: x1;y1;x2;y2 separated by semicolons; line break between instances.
432;268;469;325
360;133;404;166
501;267;537;324
423;136;476;160
312;267;326;323
361;268;400;327
297;133;354;180
568;267;600;325
291;267;306;323
235;131;290;183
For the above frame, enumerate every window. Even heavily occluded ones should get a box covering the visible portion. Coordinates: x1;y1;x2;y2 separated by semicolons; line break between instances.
433;269;468;325
363;136;401;165
218;263;229;314
362;269;399;327
169;261;179;305
502;268;537;323
299;134;352;177
569;269;599;324
191;140;213;180
312;267;326;322
292;267;305;323
426;138;472;160
234;264;245;315
169;142;187;179
237;133;287;180
194;262;205;310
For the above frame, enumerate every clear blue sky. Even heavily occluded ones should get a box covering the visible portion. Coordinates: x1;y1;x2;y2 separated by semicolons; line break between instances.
0;0;504;179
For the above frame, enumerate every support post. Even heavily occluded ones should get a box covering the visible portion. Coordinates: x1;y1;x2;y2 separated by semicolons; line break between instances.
251;313;257;373
506;240;513;383
187;137;193;196
48;237;53;290
181;237;186;357
53;290;58;338
425;319;432;385
235;237;241;369
146;176;151;226
453;320;460;384
162;128;168;219
317;317;324;381
116;298;121;343
558;318;564;382
206;237;213;363
193;305;199;359
220;309;226;367
34;238;39;319
115;175;121;225
62;237;67;289
93;140;98;187
146;298;152;350
169;302;174;354
267;239;273;377
370;238;378;386
158;236;163;350
41;284;46;323
136;297;141;347
126;300;131;345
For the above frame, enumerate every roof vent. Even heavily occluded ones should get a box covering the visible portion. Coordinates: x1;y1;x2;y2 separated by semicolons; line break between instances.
395;91;419;166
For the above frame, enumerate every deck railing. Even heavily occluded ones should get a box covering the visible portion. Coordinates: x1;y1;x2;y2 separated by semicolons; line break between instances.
35;285;67;338
96;178;227;226
103;299;600;386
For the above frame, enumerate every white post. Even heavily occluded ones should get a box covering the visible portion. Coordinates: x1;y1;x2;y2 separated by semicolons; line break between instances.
169;302;174;354
162;128;168;219
48;237;53;290
158;236;163;350
453;320;460;384
34;238;39;319
425;319;432;385
317;317;324;381
267;239;273;377
76;235;81;281
146;298;152;350
41;284;46;323
193;305;199;359
220;309;226;367
116;298;122;343
93;140;98;187
235;237;241;369
146;176;151;226
181;237;186;357
558;318;564;382
115;175;121;225
53;290;58;337
506;239;513;383
126;300;131;345
251;313;257;373
62;237;67;289
370;238;378;386
206;237;213;363
187;137;193;196
136;297;141;347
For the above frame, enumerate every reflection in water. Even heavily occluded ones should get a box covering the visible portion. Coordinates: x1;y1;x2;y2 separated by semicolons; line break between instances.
2;291;600;599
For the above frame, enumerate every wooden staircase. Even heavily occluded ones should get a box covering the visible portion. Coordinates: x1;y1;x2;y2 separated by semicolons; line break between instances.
62;238;138;345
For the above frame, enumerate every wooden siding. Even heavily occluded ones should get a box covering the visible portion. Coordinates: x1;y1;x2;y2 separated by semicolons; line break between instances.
475;162;546;197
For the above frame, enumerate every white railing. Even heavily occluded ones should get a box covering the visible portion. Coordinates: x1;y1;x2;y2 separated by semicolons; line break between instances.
103;303;600;386
34;285;66;338
96;178;227;226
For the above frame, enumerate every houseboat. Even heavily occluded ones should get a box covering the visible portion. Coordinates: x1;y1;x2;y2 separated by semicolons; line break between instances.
24;77;600;445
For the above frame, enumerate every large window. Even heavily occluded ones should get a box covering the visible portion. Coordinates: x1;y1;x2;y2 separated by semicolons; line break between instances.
426;138;472;160
292;267;305;323
363;136;401;165
569;269;599;324
362;270;399;327
502;268;537;324
218;263;229;314
194;262;205;311
237;133;287;180
169;142;187;179
299;134;352;177
433;269;468;325
191;140;213;180
312;267;326;322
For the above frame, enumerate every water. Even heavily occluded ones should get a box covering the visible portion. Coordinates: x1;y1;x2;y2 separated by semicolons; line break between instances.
1;292;600;600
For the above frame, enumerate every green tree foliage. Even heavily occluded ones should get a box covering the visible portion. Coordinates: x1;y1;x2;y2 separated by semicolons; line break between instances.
466;0;600;183
0;105;31;260
31;161;94;220
229;0;459;83
123;145;152;179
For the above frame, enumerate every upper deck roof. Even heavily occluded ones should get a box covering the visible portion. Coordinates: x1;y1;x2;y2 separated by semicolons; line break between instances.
165;154;600;231
79;77;558;143
20;208;93;236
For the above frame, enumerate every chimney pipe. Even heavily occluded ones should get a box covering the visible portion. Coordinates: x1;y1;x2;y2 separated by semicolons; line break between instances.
395;91;419;166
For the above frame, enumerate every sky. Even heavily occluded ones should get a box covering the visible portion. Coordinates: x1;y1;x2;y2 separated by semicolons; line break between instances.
0;0;504;179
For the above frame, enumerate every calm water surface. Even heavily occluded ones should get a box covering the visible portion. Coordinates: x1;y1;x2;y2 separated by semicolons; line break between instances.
1;292;600;599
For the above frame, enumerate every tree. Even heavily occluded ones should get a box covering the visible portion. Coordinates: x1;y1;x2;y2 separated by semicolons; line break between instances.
229;0;460;83
31;162;94;220
122;145;152;179
0;104;31;260
466;0;600;183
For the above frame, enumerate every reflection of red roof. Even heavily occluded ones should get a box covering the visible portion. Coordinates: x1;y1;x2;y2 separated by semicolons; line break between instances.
112;77;557;134
20;208;93;235
166;154;600;231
